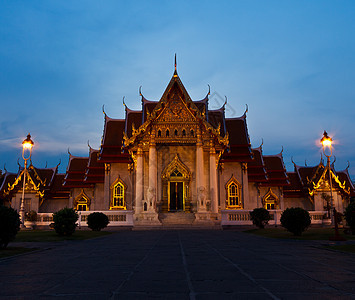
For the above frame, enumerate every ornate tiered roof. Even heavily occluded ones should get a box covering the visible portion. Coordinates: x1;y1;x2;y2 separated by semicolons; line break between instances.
283;161;354;198
0;164;69;202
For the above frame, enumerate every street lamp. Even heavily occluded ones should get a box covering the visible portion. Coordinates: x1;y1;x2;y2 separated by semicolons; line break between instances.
19;134;34;228
320;131;345;241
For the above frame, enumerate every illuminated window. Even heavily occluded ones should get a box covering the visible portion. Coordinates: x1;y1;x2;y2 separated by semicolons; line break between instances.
110;179;127;210
174;129;178;136
75;195;89;211
166;129;169;137
263;189;279;210
113;182;125;208
158;130;161;137
225;176;242;208
190;129;194;137
77;203;87;211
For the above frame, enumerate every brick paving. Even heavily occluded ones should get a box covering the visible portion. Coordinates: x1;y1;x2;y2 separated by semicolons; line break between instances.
0;230;354;299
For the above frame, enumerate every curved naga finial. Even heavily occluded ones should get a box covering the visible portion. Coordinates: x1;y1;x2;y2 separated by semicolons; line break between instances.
280;145;284;154
17;158;21;168
207;84;210;96
346;160;350;170
331;156;336;166
45;161;48;168
174;53;177;71
56;159;61;168
122;96;126;107
139;86;142;96
102;104;106;116
3;163;7;172
68;148;72;156
305;159;307;166
224;96;228;106
87;140;92;150
259;138;264;150
245;104;248;114
291;156;295;165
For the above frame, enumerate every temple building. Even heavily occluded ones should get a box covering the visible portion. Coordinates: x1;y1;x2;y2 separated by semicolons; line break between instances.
0;61;354;227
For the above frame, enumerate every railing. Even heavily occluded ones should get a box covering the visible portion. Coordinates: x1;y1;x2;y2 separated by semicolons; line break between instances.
36;210;134;227
221;210;327;226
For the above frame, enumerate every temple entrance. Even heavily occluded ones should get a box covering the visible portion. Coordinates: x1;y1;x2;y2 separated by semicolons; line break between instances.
169;181;184;211
161;154;191;213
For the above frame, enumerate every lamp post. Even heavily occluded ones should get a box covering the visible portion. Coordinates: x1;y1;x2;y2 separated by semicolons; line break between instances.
320;131;334;222
19;134;34;229
320;131;345;241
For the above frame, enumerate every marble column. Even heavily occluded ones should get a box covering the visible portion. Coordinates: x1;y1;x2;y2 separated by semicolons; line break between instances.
241;162;249;207
196;131;206;211
135;147;143;214
104;163;111;209
148;137;157;211
210;146;218;213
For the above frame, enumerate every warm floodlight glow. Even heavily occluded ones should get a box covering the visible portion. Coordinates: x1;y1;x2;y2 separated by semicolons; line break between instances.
320;130;332;148
22;134;34;150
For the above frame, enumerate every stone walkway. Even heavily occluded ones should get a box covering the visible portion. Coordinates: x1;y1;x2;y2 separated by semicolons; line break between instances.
0;230;354;299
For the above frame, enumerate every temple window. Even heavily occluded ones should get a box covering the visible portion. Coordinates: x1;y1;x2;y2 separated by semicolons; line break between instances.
263;189;279;210
75;194;90;211
190;129;194;137
112;181;125;209
174;129;178;136
166;129;169;137
182;129;186;136
158;130;161;137
225;176;242;208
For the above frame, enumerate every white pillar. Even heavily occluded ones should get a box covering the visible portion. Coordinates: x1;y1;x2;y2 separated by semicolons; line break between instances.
196;131;206;211
148;139;157;211
210;146;218;213
135;147;144;214
104;163;111;209
242;162;249;208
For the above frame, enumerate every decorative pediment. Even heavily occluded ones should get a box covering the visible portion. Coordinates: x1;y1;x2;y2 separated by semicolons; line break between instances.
4;168;45;198
262;188;279;205
308;167;349;196
161;154;191;180
74;189;91;207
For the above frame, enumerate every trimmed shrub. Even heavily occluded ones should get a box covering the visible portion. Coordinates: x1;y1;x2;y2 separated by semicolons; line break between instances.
250;208;271;229
87;212;109;231
344;201;355;234
0;206;21;249
53;208;78;236
280;207;311;236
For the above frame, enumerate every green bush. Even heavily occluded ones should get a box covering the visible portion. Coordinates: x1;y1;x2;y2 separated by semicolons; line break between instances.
250;208;271;229
87;212;109;231
0;206;21;249
344;201;355;234
53;208;78;236
280;207;311;236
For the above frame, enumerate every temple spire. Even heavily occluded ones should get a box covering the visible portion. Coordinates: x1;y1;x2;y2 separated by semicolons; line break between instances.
174;53;178;77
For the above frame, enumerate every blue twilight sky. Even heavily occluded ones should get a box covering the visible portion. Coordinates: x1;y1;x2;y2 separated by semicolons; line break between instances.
0;1;354;178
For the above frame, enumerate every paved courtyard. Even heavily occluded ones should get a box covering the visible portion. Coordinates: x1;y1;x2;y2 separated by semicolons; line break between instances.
0;230;354;299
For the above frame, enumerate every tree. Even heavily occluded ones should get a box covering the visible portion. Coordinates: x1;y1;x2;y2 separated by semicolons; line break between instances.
280;207;311;236
53;208;78;236
250;208;271;229
0;206;21;249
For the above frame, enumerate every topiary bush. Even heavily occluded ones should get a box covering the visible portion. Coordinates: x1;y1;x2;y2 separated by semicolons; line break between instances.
344;201;355;234
53;208;78;236
250;208;271;229
280;207;311;236
0;206;21;249
87;212;109;231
